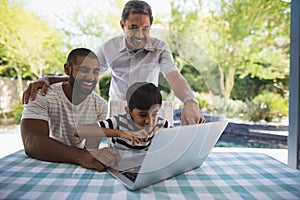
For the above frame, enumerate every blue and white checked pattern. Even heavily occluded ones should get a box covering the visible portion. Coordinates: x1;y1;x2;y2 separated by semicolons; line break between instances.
0;150;299;200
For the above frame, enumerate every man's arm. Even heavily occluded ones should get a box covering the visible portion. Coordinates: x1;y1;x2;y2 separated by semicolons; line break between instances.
22;76;68;104
165;70;206;125
21;119;120;171
75;124;146;145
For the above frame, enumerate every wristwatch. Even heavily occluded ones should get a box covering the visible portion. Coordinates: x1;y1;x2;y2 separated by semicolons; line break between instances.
184;97;199;106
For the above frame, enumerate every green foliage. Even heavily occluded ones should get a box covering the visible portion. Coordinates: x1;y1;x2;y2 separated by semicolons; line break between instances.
0;66;16;78
99;73;111;101
195;97;209;111
60;0;125;49
225;99;247;119
169;0;290;102
180;64;209;94
13;103;23;124
0;3;65;78
231;75;289;101
158;73;171;94
0;1;66;100
244;91;288;122
0;0;292;124
5;102;24;124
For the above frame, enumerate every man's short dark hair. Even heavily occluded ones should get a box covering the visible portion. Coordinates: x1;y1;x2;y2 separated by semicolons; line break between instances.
126;82;162;110
121;0;153;25
66;48;98;66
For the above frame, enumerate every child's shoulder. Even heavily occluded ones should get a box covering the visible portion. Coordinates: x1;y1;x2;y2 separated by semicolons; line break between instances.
112;113;130;121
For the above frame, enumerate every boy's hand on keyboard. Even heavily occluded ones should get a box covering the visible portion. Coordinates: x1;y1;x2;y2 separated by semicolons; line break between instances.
123;129;148;143
119;131;144;146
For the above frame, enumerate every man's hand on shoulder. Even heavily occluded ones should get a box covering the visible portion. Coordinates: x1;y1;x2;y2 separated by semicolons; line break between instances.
22;77;50;104
22;76;68;104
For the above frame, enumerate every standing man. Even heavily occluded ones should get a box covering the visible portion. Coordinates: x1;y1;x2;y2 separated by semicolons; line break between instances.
21;48;120;172
22;0;205;125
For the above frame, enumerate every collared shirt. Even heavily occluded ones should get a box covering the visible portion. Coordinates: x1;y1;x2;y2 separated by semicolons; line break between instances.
97;35;178;100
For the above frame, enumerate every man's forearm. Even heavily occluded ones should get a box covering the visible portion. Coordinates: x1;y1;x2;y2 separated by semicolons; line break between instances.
47;76;68;84
23;131;85;164
21;120;85;165
166;71;195;102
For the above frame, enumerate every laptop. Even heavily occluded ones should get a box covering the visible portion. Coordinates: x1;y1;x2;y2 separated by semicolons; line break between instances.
107;121;228;190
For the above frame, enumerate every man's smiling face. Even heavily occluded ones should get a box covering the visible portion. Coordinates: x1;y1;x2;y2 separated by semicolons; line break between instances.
69;56;100;96
121;13;151;51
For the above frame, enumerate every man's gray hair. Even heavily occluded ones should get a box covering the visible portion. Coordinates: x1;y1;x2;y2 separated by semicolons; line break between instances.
121;0;153;24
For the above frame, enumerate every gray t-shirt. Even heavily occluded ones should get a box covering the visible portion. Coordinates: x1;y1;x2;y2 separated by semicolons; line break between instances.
22;83;108;148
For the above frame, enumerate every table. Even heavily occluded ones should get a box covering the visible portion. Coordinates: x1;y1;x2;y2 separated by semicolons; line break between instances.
0;150;299;200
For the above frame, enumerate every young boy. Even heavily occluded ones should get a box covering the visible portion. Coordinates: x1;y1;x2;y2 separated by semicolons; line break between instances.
75;82;171;150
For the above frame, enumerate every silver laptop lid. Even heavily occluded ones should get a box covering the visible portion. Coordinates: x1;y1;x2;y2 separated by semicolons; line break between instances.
108;121;228;190
138;121;228;173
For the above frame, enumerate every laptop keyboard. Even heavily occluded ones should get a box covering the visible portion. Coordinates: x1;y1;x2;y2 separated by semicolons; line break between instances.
121;165;141;182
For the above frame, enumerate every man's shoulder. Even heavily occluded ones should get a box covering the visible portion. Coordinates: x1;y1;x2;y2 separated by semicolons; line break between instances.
89;92;107;104
89;91;105;99
47;83;64;98
114;113;128;119
49;82;62;90
149;37;168;49
109;113;130;123
150;36;164;42
98;35;123;60
33;83;61;100
101;35;123;48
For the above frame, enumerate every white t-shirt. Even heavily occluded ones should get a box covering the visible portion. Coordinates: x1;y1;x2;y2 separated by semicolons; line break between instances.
97;35;178;100
22;83;108;148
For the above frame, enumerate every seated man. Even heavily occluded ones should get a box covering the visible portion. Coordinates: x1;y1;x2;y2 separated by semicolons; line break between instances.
21;48;120;172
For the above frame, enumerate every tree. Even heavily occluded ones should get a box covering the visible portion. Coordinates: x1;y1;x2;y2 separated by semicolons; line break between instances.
168;0;290;106
56;0;125;50
0;1;65;99
57;0;170;50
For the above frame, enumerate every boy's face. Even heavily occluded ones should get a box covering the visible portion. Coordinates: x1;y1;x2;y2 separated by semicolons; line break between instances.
129;105;160;131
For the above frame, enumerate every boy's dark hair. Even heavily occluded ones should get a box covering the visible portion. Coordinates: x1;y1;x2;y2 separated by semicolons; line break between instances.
121;0;153;25
66;48;98;66
126;82;162;111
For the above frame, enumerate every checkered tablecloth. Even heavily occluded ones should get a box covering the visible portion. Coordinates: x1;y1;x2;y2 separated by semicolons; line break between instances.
0;150;299;200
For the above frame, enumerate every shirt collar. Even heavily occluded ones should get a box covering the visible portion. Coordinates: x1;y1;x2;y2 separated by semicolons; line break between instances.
118;35;154;53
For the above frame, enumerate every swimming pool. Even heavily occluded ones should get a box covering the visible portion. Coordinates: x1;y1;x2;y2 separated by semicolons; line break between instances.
216;122;288;149
173;110;288;149
216;132;287;149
